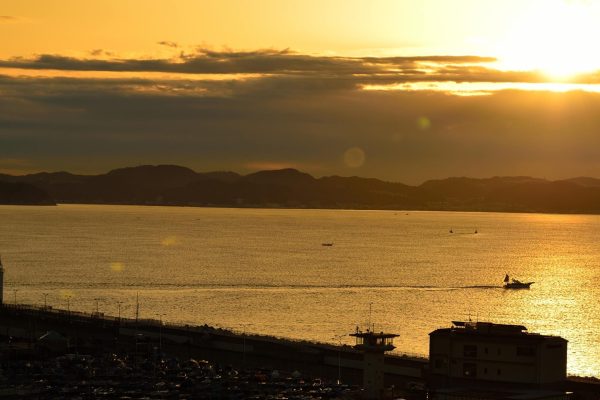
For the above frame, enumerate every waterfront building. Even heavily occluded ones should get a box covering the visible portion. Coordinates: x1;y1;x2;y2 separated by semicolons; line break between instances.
350;328;399;399
429;321;567;390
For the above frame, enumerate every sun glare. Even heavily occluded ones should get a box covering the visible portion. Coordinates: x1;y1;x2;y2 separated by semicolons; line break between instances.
495;0;600;80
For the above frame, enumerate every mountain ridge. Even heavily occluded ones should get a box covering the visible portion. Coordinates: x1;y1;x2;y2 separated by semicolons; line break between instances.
2;164;600;214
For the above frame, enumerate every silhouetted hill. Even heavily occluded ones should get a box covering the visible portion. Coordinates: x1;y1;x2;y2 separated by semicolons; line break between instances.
0;181;55;205
3;165;600;214
242;168;316;186
200;171;241;183
559;177;600;188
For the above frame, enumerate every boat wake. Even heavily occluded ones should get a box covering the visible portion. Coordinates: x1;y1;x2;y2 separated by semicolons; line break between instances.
18;282;503;291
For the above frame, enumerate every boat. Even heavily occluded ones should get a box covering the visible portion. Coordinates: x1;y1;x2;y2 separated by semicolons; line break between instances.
503;274;534;289
321;242;334;247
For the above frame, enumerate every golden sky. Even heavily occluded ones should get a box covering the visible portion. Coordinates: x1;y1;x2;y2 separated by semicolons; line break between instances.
1;0;503;57
3;0;600;75
2;0;600;182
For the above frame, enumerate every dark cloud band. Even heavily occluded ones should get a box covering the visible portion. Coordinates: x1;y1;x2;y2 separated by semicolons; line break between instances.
2;49;599;85
2;69;600;182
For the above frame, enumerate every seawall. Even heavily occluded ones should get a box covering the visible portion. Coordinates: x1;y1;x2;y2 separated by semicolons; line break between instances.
0;304;427;389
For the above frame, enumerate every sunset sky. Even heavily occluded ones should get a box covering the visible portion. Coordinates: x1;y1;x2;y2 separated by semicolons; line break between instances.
2;0;600;183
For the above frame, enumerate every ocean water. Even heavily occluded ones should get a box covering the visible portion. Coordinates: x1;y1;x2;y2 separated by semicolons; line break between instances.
2;204;600;377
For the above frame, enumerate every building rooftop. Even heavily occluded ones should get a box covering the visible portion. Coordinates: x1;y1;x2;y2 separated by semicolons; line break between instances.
349;331;399;339
430;321;567;343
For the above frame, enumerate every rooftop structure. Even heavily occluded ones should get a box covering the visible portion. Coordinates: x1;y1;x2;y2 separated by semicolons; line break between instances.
350;329;398;353
350;328;399;399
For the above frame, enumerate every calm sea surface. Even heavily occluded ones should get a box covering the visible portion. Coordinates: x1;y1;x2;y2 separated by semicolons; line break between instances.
2;204;599;377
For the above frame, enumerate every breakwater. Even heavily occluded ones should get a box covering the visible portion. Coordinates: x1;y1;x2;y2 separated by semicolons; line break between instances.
0;304;427;390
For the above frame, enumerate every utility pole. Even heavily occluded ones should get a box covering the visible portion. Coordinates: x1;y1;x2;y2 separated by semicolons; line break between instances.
117;301;123;322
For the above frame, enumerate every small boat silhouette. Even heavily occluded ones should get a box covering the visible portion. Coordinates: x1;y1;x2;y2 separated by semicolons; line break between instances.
503;274;533;289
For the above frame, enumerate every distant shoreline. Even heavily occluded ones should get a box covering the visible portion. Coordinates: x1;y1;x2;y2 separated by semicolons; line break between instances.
4;164;600;215
28;202;600;217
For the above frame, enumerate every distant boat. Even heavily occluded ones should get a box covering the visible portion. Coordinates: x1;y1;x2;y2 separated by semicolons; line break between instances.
322;242;334;247
503;274;533;289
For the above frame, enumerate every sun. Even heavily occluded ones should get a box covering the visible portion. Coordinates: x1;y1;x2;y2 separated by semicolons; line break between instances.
495;0;600;80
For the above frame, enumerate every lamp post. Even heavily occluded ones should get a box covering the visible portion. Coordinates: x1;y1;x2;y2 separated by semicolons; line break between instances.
42;293;48;309
65;294;72;318
158;313;165;353
116;301;123;322
93;298;100;315
240;324;250;367
13;289;18;306
243;329;246;366
331;334;346;384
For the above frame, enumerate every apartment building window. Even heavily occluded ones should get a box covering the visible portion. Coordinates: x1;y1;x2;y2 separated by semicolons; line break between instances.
516;346;536;357
463;363;477;377
464;344;477;358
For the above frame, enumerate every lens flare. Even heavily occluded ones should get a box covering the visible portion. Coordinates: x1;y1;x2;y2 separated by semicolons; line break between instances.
161;236;178;247
110;262;125;272
59;289;74;299
343;147;366;168
417;117;431;131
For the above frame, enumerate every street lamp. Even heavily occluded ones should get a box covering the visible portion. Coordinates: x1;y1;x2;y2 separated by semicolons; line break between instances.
65;294;72;316
243;329;246;366
93;298;101;315
42;293;48;309
331;334;345;384
239;324;250;367
158;313;165;352
13;289;18;306
116;301;123;321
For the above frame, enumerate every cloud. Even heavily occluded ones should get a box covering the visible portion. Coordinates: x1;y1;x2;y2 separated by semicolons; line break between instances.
2;72;600;183
0;16;18;23
3;48;600;87
157;41;179;48
0;157;36;175
0;49;518;83
89;49;115;57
